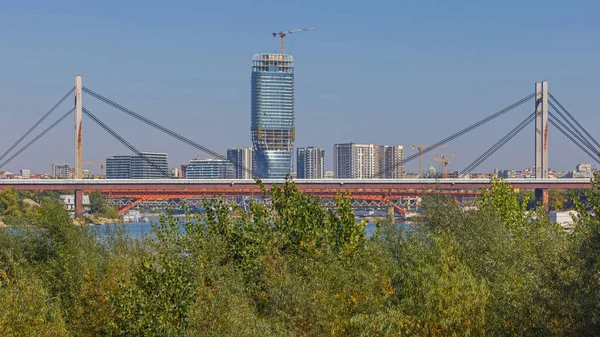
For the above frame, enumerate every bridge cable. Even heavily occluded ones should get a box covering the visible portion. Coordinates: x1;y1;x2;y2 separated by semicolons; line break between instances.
82;87;254;178
548;100;598;155
548;109;600;162
549;93;600;152
375;92;535;178
0;108;75;170
460;111;536;177
460;112;535;176
0;87;75;164
548;113;600;165
82;107;171;178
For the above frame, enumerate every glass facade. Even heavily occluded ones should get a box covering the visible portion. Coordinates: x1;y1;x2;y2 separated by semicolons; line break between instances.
251;53;294;179
297;147;325;179
186;159;235;179
106;155;131;179
106;152;168;179
227;147;254;179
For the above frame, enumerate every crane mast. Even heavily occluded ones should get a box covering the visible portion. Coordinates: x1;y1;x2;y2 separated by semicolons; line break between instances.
272;27;315;54
432;153;456;178
410;144;447;177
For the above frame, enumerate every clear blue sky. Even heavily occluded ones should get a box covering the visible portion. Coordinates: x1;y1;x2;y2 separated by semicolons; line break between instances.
1;0;599;174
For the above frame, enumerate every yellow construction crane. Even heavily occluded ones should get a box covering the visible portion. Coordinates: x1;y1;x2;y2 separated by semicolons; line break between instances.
272;27;315;54
410;145;447;177
432;153;455;178
83;161;105;177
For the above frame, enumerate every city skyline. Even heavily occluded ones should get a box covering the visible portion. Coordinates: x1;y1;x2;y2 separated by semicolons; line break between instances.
1;1;599;173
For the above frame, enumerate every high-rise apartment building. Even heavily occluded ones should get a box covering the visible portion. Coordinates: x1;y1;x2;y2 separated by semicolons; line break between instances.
130;152;168;179
297;147;325;179
227;147;254;179
106;155;131;179
186;159;235;179
251;53;295;179
106;152;168;179
379;145;404;178
333;143;380;179
51;163;72;179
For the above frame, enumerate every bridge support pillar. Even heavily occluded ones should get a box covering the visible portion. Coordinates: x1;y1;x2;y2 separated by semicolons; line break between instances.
74;75;83;179
535;81;549;179
535;188;549;212
74;189;84;218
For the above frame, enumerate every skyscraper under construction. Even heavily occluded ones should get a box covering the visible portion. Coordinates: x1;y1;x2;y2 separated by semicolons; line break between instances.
251;53;294;179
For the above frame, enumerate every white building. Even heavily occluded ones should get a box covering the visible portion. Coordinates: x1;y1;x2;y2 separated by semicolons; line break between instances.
20;169;31;179
106;152;169;179
186;158;235;179
51;163;71;179
59;194;91;213
333;143;380;179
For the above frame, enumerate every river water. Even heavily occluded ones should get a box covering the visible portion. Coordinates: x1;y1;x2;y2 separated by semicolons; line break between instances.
94;219;387;238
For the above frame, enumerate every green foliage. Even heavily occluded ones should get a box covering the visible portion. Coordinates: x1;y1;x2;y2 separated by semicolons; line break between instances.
571;170;600;333
0;188;23;217
549;189;567;211
0;176;598;335
89;191;119;219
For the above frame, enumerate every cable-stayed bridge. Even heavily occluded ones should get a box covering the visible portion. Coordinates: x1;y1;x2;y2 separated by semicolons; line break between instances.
0;76;598;217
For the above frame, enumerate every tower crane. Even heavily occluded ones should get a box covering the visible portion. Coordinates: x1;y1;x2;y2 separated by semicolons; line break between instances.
410;145;447;177
83;161;105;177
272;27;315;54
432;153;455;178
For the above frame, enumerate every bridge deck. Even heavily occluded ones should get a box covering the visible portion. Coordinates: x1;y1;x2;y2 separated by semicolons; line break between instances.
0;178;592;191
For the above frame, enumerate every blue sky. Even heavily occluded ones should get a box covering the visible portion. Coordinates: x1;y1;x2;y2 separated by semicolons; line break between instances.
1;0;599;174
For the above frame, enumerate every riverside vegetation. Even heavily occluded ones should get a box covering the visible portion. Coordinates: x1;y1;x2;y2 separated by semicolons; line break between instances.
0;176;599;336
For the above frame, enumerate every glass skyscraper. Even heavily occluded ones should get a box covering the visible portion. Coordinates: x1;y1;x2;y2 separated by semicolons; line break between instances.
251;53;294;179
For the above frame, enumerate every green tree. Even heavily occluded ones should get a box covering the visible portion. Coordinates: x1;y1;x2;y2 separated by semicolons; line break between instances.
89;191;118;218
572;170;600;333
549;189;567;211
0;187;23;217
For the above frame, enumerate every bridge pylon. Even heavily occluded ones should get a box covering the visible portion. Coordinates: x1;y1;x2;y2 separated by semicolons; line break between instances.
74;75;83;217
534;80;549;210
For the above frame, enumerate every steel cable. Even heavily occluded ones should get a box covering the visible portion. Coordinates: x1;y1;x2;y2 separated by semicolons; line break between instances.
0;108;75;169
548;114;600;165
548;101;598;155
83;86;253;178
549;93;600;151
459;112;536;177
0;87;75;164
82;107;171;178
375;92;535;178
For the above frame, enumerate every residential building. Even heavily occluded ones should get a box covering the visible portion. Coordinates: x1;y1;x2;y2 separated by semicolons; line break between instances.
106;152;169;179
227;147;254;179
324;170;334;179
297;147;325;179
379;145;404;178
251;53;295;179
130;152;169;179
20;169;31;179
577;162;592;174
59;194;91;213
180;164;189;178
171;167;183;178
333;143;380;179
186;158;235;179
106;155;132;179
51;163;71;179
